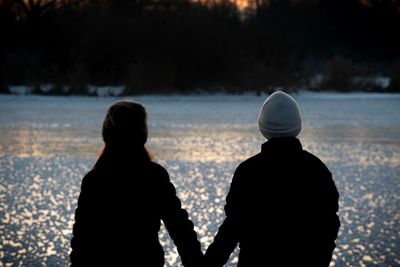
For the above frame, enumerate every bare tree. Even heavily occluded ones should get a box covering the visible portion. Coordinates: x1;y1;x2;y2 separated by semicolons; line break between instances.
14;0;59;18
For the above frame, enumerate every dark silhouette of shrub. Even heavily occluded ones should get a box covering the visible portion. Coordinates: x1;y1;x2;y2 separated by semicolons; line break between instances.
388;61;400;93
321;56;354;91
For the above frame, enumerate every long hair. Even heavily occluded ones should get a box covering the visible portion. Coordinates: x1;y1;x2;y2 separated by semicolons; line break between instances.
102;100;148;146
94;101;151;169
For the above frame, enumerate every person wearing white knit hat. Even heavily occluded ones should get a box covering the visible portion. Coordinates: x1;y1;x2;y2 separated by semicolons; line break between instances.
258;91;302;139
205;91;340;267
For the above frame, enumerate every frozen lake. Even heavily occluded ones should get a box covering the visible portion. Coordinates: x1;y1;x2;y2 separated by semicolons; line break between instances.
1;92;400;266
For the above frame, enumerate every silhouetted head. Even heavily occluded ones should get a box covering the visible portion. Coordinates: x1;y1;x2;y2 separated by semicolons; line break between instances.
102;100;148;148
258;91;302;140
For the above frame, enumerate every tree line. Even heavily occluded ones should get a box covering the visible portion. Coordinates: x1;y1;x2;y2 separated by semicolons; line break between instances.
0;0;399;95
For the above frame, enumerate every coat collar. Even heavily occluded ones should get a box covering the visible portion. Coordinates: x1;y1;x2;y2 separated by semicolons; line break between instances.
261;137;303;154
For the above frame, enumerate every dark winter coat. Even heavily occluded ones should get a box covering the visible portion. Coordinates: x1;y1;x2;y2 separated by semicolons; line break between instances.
70;147;203;267
205;137;340;267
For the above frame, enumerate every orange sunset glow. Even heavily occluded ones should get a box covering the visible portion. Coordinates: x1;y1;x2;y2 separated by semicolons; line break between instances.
237;0;249;9
193;0;250;9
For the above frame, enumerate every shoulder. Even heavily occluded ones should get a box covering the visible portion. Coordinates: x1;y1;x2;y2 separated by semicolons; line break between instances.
147;162;177;195
235;153;264;174
76;169;102;202
302;151;339;200
147;161;170;179
301;150;332;179
80;169;98;188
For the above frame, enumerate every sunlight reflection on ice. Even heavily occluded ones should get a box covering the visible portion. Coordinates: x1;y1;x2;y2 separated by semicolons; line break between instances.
1;94;400;266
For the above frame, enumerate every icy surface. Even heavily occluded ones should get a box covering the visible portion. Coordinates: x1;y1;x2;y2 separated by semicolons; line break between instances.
1;93;400;266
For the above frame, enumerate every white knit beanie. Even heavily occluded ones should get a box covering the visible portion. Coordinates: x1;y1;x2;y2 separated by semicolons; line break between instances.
258;91;302;139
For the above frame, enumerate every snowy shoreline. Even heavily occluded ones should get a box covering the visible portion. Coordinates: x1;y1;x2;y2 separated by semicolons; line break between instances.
2;90;400;100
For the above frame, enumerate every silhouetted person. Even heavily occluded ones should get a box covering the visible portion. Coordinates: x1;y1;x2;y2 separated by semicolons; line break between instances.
205;91;340;267
70;101;203;266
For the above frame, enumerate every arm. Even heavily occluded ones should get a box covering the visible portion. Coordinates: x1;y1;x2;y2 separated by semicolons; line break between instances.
158;168;203;267
70;171;96;265
204;167;242;267
312;169;341;266
322;171;340;264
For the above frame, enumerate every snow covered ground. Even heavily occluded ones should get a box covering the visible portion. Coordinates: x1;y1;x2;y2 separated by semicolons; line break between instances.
1;92;399;266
